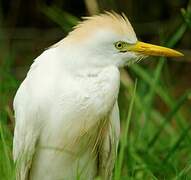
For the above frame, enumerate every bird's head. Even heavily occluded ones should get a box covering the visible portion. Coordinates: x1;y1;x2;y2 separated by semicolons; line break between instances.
57;12;183;68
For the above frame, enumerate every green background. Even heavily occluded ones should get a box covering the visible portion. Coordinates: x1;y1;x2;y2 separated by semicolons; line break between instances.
0;0;191;179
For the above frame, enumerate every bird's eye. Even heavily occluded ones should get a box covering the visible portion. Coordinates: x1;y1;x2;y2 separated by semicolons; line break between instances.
115;41;126;50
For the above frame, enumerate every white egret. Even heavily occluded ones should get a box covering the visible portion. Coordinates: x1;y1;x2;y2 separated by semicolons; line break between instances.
13;12;183;180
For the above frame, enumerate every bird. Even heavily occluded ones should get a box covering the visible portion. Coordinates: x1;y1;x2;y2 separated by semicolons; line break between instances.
13;12;183;180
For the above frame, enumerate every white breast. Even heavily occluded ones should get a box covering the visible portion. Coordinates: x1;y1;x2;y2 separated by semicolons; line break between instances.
22;49;120;179
38;65;120;147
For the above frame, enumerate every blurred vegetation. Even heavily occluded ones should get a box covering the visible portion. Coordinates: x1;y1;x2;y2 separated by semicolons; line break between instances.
0;0;191;179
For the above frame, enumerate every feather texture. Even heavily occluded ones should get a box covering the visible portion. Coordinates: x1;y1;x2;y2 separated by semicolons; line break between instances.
53;11;137;46
13;11;136;180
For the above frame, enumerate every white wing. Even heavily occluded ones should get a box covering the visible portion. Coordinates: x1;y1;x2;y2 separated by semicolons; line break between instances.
98;101;120;179
13;81;41;180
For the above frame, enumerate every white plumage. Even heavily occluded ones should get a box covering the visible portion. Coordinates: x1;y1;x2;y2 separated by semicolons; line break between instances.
13;12;183;180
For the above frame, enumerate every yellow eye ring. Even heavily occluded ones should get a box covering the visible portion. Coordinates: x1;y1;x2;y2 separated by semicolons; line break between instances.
115;41;125;50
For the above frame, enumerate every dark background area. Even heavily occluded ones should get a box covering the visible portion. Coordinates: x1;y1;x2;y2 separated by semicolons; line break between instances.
0;0;190;84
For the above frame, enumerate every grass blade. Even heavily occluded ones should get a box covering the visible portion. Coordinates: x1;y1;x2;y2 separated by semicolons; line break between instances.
114;80;137;180
148;90;191;148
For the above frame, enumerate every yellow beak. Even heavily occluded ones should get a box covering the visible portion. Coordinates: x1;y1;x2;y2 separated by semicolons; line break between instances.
128;41;183;57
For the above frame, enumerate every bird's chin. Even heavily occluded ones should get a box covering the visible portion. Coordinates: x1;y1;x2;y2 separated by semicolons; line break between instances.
114;53;147;67
124;54;147;66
